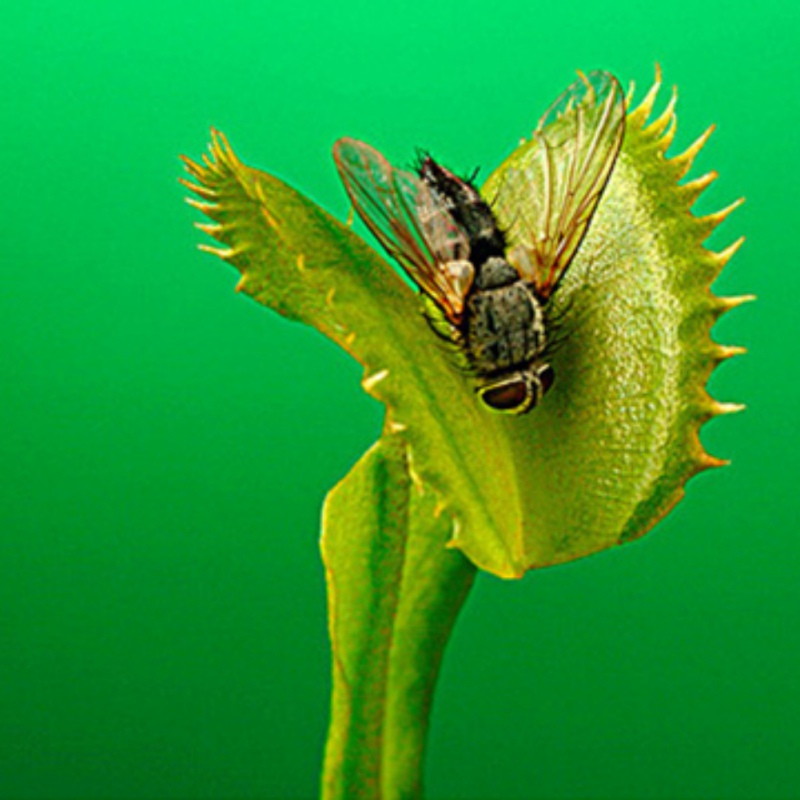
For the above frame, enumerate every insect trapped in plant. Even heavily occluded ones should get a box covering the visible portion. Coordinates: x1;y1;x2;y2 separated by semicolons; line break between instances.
334;70;625;414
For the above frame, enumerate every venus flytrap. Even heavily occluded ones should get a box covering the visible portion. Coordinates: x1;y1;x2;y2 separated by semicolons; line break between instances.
182;68;749;799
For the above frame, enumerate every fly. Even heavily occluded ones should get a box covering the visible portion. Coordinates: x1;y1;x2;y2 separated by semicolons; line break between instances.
333;70;626;414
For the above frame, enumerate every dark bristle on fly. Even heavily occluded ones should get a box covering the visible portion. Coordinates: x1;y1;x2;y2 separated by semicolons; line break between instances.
538;293;575;357
411;148;479;182
412;148;432;174
420;305;479;376
463;166;481;186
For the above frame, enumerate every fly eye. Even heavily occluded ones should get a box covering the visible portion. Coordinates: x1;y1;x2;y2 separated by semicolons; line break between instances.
479;379;530;413
538;365;555;395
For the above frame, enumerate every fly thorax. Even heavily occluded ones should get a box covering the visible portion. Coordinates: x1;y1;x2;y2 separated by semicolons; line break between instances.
464;280;545;374
474;256;518;290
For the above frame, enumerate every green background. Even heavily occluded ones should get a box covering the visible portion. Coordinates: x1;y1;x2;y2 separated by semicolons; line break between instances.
1;1;797;798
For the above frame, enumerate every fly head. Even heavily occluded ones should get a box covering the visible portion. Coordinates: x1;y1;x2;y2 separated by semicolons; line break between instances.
478;363;555;414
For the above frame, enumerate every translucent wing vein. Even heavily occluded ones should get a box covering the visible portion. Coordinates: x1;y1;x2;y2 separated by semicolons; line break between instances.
495;70;626;299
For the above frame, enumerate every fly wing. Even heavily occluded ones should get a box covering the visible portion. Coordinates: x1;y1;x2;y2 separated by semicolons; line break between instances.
494;71;626;300
333;138;473;322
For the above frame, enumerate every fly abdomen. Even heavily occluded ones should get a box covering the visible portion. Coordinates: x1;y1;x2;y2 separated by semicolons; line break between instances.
464;281;545;375
418;157;506;266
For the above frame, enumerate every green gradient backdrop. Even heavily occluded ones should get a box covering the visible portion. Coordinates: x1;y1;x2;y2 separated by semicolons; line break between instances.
1;1;797;798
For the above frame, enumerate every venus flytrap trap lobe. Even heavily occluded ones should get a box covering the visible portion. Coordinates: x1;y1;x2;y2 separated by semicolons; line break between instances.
182;67;749;797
